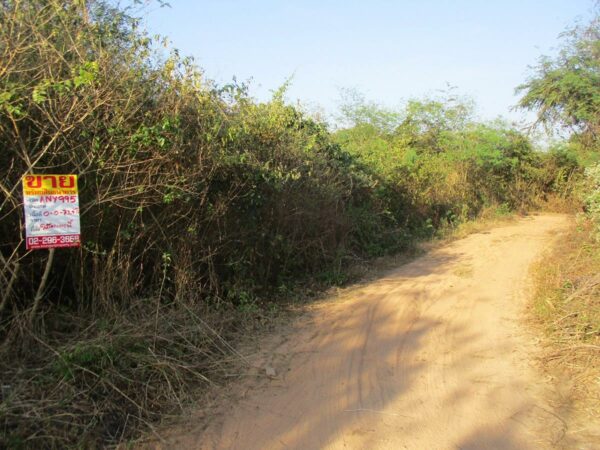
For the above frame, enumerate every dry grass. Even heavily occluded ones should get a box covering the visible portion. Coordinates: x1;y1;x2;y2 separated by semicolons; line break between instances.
420;204;520;245
0;302;259;449
530;215;600;426
540;193;584;214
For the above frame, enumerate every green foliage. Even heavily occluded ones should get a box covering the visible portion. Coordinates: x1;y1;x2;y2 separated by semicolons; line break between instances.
334;93;572;236
516;10;600;142
53;343;118;381
395;93;475;153
337;87;402;131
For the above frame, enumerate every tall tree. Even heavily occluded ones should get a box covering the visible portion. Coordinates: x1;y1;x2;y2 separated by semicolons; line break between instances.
516;10;600;145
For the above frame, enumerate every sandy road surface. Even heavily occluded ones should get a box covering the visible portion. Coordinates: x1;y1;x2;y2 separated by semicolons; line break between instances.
164;214;571;449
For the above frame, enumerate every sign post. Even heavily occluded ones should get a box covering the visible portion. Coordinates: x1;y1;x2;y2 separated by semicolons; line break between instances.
22;175;81;250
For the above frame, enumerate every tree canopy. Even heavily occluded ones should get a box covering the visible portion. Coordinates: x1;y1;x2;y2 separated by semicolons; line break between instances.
516;11;600;144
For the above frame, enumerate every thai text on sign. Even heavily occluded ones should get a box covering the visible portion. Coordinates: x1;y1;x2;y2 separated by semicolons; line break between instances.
22;175;81;250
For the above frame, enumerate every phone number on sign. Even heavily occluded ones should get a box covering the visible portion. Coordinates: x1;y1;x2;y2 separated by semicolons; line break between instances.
43;208;79;216
27;234;80;249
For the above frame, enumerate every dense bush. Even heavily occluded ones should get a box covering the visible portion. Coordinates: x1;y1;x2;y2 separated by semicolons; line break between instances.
334;95;580;231
0;1;399;319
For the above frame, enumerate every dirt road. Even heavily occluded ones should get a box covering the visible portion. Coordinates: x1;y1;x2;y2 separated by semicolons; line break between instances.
166;214;571;449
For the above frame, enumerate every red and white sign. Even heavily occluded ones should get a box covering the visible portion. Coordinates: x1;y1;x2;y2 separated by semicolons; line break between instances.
22;175;81;250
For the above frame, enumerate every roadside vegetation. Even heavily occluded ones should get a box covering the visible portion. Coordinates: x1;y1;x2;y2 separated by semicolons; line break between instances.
531;172;600;437
0;1;594;447
525;10;600;437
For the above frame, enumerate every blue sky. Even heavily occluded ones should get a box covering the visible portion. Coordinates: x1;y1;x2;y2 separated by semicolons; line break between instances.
140;0;597;126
